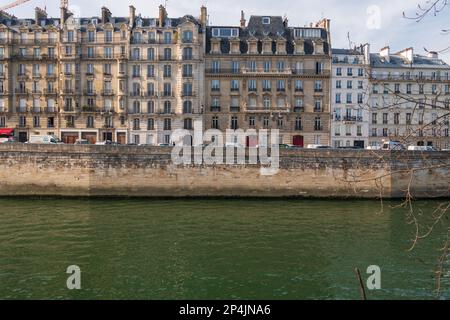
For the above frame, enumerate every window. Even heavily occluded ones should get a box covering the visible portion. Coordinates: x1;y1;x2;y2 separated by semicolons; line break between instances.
231;80;239;91
87;116;94;128
294;28;321;38
295;117;302;130
262;17;271;24
132;118;140;130
230;116;238;130
183;101;193;114
212;116;219;129
277;80;285;92
182;30;193;43
164;101;172;114
148;118;154;130
147;101;155;114
211;28;239;38
314;117;322;131
183;64;193;77
184;118;193;130
182;47;193;60
249;116;256;127
211;80;220;91
248;79;257;92
33;116;40;128
263;97;271;109
164;118;171;130
295;80;303;92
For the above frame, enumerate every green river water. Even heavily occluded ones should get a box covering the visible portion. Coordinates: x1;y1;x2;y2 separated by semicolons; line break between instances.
0;198;448;300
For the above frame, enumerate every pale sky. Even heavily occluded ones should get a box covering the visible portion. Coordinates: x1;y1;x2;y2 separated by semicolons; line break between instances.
4;0;450;62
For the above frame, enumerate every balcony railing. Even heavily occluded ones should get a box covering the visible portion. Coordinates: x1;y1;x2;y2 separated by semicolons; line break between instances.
101;90;115;96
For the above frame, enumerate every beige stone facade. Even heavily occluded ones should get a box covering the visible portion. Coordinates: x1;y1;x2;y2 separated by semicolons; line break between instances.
204;15;332;147
0;5;206;144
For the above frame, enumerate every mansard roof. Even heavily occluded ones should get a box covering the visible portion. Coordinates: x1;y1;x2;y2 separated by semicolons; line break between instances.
206;15;329;55
370;53;450;69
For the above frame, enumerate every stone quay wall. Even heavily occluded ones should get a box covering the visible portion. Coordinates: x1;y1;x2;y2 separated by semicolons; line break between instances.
0;144;448;199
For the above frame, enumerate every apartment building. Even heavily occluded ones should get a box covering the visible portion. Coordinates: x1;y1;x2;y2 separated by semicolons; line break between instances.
204;13;332;147
331;47;370;148
369;46;450;149
0;4;205;145
0;9;60;142
127;5;205;145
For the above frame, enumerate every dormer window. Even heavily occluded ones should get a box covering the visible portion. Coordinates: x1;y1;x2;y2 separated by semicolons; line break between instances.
212;28;239;38
91;18;98;25
262;17;271;24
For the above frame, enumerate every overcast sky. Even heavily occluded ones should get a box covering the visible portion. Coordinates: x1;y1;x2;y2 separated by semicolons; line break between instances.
4;0;450;61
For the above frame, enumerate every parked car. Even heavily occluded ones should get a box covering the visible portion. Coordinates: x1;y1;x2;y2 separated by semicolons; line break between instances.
95;140;120;146
381;141;405;151
306;144;331;149
28;135;62;144
366;145;381;150
408;146;437;151
74;139;90;145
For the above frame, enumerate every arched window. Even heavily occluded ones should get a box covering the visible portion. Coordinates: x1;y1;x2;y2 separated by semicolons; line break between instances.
183;101;192;114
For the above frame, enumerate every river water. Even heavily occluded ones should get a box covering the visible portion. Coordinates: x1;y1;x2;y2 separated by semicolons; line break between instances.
0;198;448;300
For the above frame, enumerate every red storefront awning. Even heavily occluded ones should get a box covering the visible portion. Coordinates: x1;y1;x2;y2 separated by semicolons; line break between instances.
0;128;14;136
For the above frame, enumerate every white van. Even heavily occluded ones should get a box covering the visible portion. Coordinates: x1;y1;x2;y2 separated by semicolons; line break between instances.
381;141;405;151
28;135;61;144
408;146;437;151
306;144;331;149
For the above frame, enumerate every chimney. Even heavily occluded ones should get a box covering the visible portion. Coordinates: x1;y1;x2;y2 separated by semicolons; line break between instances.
315;18;330;30
397;47;414;63
240;11;246;28
380;46;390;62
428;51;439;59
60;6;68;25
362;43;370;64
35;7;47;25
101;7;111;24
200;6;207;26
159;5;167;28
129;6;136;27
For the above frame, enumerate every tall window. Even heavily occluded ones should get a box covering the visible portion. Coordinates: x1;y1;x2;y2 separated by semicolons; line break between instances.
184;118;193;130
183;101;192;114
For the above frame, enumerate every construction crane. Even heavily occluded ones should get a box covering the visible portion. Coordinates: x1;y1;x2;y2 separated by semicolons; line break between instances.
0;0;32;11
1;0;68;11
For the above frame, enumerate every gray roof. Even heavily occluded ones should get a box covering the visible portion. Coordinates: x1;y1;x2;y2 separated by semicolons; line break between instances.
332;48;362;55
370;53;450;69
206;15;330;55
